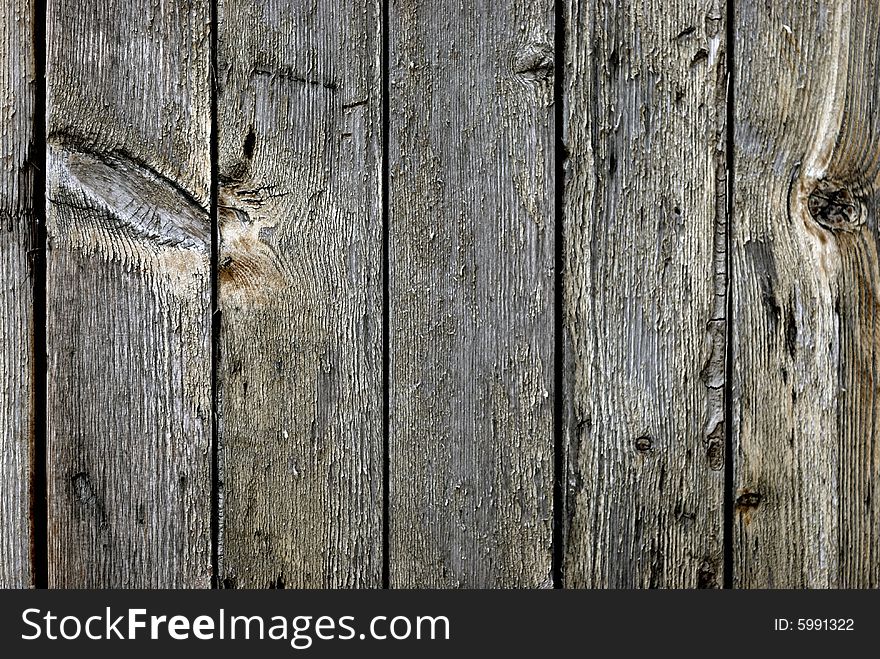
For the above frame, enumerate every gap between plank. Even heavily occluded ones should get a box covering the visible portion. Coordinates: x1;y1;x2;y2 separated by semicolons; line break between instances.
209;0;221;590
551;0;566;590
30;0;48;591
722;0;736;590
381;0;391;590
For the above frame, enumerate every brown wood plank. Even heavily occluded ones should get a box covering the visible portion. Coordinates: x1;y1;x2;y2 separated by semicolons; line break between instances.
732;0;880;587
45;0;213;587
562;0;727;587
388;1;556;587
216;0;383;588
0;0;35;588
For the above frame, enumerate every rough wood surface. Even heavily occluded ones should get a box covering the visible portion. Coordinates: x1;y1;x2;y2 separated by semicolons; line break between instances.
0;0;35;589
5;0;880;591
732;0;880;587
388;1;556;587
44;0;212;587
562;0;727;587
216;0;383;588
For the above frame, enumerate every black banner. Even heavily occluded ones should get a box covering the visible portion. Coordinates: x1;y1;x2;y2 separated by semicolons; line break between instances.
0;589;875;656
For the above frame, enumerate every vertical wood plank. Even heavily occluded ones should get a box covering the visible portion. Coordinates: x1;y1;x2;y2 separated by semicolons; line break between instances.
388;1;555;587
45;0;212;587
733;0;880;587
0;0;35;588
562;0;727;587
216;0;383;588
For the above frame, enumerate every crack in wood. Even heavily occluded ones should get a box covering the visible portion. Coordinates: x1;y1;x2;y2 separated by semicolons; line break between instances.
249;65;338;92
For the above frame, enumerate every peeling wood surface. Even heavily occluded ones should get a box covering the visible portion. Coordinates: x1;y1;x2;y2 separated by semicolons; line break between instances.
388;1;556;587
0;0;34;588
732;0;880;587
44;0;213;587
2;0;880;590
562;0;727;587
216;0;383;588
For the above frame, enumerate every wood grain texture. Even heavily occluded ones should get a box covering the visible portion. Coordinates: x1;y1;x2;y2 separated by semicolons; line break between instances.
733;0;880;587
0;0;35;588
45;0;212;587
388;0;555;588
216;0;383;588
562;0;727;587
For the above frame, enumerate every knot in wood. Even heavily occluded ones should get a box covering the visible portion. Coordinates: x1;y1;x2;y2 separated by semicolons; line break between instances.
513;44;554;82
634;435;653;452
72;472;98;506
807;180;861;231
736;491;762;508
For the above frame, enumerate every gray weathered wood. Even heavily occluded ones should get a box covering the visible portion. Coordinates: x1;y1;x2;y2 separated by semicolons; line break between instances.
216;0;383;588
0;0;35;588
45;0;213;587
562;0;727;587
388;1;555;587
732;0;880;587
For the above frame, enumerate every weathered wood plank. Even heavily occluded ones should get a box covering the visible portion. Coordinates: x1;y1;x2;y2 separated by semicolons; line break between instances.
45;0;212;587
732;0;880;587
388;1;555;587
562;0;727;587
216;0;383;588
0;0;35;588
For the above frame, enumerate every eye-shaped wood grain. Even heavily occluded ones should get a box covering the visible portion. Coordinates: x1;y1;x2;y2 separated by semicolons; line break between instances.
44;0;213;588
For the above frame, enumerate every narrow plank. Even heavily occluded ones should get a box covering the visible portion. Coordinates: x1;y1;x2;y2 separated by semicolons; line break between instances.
45;0;212;587
216;0;383;588
0;0;35;588
562;0;727;587
733;0;880;587
389;1;555;587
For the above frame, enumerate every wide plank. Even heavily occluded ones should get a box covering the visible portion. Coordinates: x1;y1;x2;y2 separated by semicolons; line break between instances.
732;0;880;587
388;1;556;587
562;0;727;587
45;0;213;587
216;0;383;588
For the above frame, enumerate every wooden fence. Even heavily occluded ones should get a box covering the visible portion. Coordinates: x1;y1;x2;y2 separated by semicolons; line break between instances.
1;0;878;589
